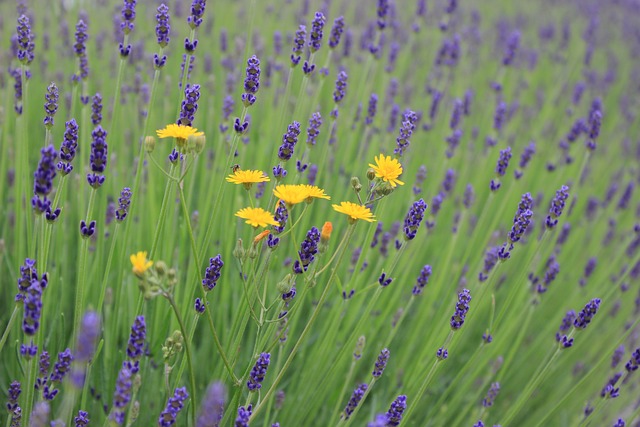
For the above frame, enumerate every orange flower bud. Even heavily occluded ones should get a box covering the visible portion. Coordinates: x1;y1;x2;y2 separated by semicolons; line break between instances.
254;229;270;245
321;221;333;242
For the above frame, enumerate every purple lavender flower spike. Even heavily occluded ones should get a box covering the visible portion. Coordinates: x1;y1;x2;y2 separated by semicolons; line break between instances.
479;246;499;282
463;184;475;209
196;382;226;427
555;310;575;348
372;348;390;377
291;25;306;67
235;405;252;427
158;387;189;426
156;4;170;47
74;410;89;426
365;93;378;125
498;194;533;260
343;384;367;419
75;311;100;363
194;298;206;313
482;382;500;407
412;265;432;295
109;365;132;424
586;109;601;151
115;187;132;222
121;0;137;34
377;0;390;30
309;12;326;53
450;99;463;129
515;141;536;179
278;121;301;161
57;118;79;175
306;112;322;146
494;101;507;131
503;30;520;66
403;199;427;240
126;316;146;368
573;298;601;329
293;227;320;274
545;185;569;229
579;257;597;287
178;83;201;126
44;349;74;400
188;0;206;29
32;145;58;214
16;15;35;64
450;288;471;330
91;93;102;125
385;395;407;426
88;125;108;188
378;273;393;286
203;255;224;291
7;380;21;413
329;16;345;49
247;353;271;391
242;55;261;107
395;110;417;156
44;83;59;128
436;347;448;359
612;345;625;368
333;71;348;105
30;401;50;427
625;348;640;373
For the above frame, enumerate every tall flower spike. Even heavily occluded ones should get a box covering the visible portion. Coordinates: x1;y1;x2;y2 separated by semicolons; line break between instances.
126;316;146;365
573;298;601;329
403;199;427;240
329;16;345;49
242;55;261;107
16;15;35;64
343;384;367;419
121;0;137;34
412;265;432;296
188;0;206;29
109;365;132;424
309;12;326;53
71;311;101;388
32;145;58;214
57;119;80;175
372;348;390;377
115;187;132;222
365;93;378;125
87;125;108;189
377;0;390;30
44;82;59;128
91;93;103;126
502;30;520;66
291;25;306;67
306;112;322;146
235;405;252;427
156;4;170;47
277;121;301;161
196;382;226;427
545;185;570;229
158;387;189;426
450;288;471;330
293;227;321;274
202;255;224;291
385;395;407;427
333;71;348;105
482;382;500;407
247;353;271;391
178;84;201;126
395;110;418;156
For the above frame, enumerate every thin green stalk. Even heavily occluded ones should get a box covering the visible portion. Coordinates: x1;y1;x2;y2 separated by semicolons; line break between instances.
0;306;19;357
97;224;120;312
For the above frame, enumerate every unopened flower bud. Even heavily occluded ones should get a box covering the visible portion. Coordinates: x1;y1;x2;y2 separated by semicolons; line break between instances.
233;239;245;259
144;136;156;153
367;168;376;181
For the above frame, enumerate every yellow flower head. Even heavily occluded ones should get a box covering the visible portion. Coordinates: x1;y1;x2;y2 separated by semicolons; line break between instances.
131;251;153;276
301;185;331;202
156;123;204;140
369;154;405;187
332;201;376;223
235;207;279;228
273;184;309;206
226;169;270;188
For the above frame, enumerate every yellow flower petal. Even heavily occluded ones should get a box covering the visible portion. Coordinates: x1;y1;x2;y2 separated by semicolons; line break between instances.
369;154;405;187
332;201;376;223
156;123;204;140
130;251;153;275
226;170;270;185
235;207;279;228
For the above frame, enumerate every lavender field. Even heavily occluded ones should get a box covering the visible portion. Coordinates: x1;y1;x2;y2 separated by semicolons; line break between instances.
1;0;639;426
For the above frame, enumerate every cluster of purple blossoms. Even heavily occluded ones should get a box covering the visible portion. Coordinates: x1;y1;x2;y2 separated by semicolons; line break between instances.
515;141;536;179
463;184;475;209
493;101;507;131
450;99;463;129
343;384;367;419
479;246;499;281
372;348;390;377
586;108;602;151
600;373;621;399
115;187;132;222
378;273;393;287
450;288;471;330
91;93;102;125
490;147;512;191
32;145;58;215
109;365;133;424
412;265;432;295
156;4;170;47
574;298;601;329
395;110;418;157
377;0;389;29
43;349;74;400
35;350;50;391
403;199;427;240
187;0;206;28
272;200;288;235
293;227;320;274
329;16;345;48
44;82;59;128
498;193;533;260
502;30;521;66
436;347;448;360
242;55;261;107
290;25;306;67
158;387;189;426
73;19;89;81
247;352;271;391
365;93;378;125
71;311;101;387
196;382;226;426
21;264;48;336
625;348;640;373
332;71;348;116
579;257;597;287
121;0;137;34
556;310;576;348
57;118;79;175
306;112;322;146
545;185;570;229
75;410;90;426
7;381;21;423
309;12;326;53
386;395;407;426
277;121;301;161
482;382;500;407
125;315;146;373
87;126;108;189
16;15;35;64
202;255;224;291
235;404;252;427
536;255;560;294
178;83;200;126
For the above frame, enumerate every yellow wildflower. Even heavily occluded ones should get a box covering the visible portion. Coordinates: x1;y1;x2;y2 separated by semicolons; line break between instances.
332;201;376;223
130;251;153;276
156;123;204;140
226;169;270;189
369;154;405;187
273;184;309;206
301;185;331;201
236;207;279;228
